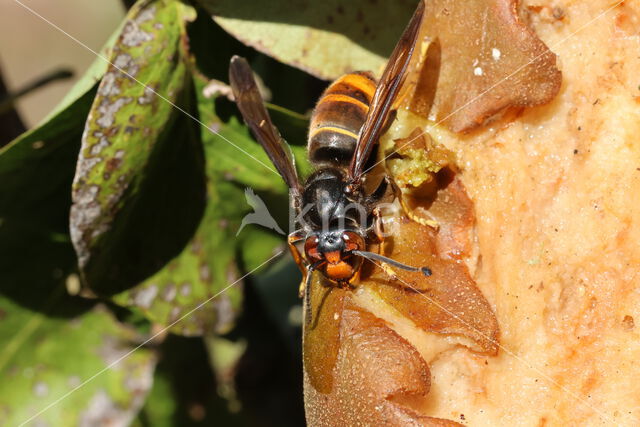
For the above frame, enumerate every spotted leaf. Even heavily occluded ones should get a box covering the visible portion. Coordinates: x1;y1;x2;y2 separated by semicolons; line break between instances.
70;0;199;294
111;177;245;336
0;297;156;426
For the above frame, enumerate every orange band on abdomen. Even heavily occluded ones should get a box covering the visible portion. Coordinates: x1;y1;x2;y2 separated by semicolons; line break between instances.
308;125;358;141
319;93;369;112
327;73;376;101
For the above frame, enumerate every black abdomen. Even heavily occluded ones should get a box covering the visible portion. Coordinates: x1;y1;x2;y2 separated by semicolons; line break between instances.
308;72;376;168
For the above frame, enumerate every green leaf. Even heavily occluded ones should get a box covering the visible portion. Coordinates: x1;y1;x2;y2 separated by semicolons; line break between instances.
0;298;156;426
195;73;312;194
69;0;199;290
105;75;243;335
135;335;247;426
0;212;156;425
249;252;303;345
205;114;292;193
187;9;325;115
111;177;246;336
198;0;418;80
265;102;310;146
0;89;93;232
0;200;156;424
0;217;83;316
133;371;175;427
238;226;287;273
204;335;247;411
0;0;126;234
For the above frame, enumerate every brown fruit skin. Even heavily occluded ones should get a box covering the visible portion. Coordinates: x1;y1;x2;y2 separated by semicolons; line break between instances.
408;0;561;133
304;295;462;427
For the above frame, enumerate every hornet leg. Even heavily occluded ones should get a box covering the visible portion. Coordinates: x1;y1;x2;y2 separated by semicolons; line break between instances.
288;230;307;297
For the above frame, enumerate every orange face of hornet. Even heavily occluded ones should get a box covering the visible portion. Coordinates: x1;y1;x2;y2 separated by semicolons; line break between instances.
303;231;365;283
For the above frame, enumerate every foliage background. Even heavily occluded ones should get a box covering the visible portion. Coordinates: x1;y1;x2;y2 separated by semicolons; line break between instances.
0;0;416;425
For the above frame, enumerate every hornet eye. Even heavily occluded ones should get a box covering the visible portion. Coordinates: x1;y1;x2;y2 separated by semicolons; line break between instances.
304;235;322;261
342;231;364;252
